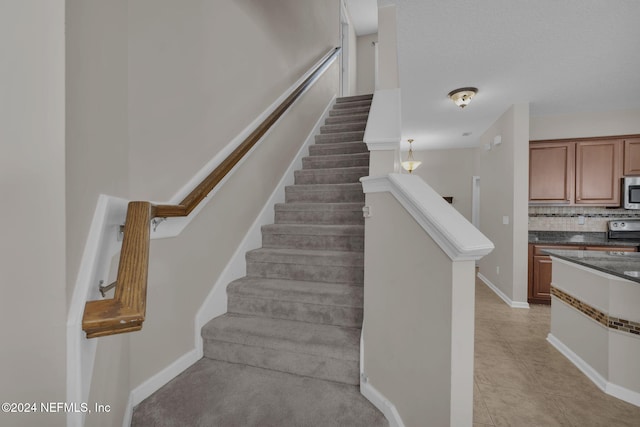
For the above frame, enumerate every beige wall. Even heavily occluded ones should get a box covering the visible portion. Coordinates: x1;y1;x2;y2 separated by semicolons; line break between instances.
62;1;340;425
357;33;378;95
125;0;340;398
131;65;339;387
377;5;399;89
363;192;452;426
128;0;339;201
475;104;530;303
413;148;475;221
530;109;640;141
66;0;130;304
347;17;358;96
0;1;67;426
66;2;132;425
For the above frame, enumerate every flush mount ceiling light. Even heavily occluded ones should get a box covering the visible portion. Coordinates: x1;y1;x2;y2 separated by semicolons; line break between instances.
448;87;478;109
401;139;422;174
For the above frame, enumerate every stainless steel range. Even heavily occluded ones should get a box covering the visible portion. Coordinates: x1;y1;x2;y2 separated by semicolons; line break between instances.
608;219;640;241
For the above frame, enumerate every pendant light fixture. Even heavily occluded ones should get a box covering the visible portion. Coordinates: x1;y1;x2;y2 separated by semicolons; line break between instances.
448;87;478;108
401;139;421;174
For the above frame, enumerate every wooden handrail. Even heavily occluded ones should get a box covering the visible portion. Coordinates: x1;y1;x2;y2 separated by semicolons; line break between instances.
82;47;341;338
83;202;154;338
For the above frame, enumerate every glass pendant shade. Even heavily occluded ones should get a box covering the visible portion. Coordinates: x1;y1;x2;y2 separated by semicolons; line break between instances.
401;139;422;173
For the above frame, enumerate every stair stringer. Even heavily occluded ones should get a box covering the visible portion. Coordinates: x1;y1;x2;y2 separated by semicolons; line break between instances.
122;95;338;426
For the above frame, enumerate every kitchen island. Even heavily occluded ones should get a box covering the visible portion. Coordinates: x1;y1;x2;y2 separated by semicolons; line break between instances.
545;249;640;407
527;232;640;304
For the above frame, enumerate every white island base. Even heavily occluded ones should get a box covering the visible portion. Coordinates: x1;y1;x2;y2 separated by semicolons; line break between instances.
547;256;640;408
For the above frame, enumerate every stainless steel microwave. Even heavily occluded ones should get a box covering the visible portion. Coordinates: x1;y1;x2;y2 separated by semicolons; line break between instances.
623;177;640;209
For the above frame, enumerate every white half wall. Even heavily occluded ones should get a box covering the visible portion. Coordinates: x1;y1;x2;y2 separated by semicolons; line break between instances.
361;174;492;426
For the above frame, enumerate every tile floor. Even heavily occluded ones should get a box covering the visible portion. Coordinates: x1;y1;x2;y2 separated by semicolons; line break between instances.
473;278;640;427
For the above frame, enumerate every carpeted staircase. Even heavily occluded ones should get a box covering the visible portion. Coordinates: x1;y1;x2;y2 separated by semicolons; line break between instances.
132;94;387;426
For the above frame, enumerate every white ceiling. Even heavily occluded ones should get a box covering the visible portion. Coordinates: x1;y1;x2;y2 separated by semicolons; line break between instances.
344;0;378;36
354;0;640;150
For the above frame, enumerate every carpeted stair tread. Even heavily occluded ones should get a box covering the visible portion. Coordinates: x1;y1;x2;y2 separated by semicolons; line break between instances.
203;314;360;361
131;359;388;427
246;248;364;284
274;202;364;225
309;141;368;156
261;223;364;251
227;277;363;327
320;121;367;134
324;113;370;125
332;99;371;109
247;247;363;266
285;183;364;203
302;152;369;169
335;94;373;103
295;166;369;184
315;130;365;143
329;106;371;117
262;223;364;236
227;277;363;308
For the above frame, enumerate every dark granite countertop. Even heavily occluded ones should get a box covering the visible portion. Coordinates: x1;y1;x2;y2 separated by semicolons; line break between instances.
528;231;640;247
543;249;640;284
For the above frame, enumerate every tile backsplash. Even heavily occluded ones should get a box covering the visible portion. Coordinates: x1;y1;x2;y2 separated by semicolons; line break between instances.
529;206;640;232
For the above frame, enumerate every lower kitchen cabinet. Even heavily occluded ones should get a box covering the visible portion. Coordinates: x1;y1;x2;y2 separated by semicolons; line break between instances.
528;243;638;304
528;244;580;304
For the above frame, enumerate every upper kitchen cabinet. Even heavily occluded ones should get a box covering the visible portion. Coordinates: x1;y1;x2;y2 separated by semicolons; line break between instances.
529;141;574;203
623;137;640;176
575;139;622;206
529;135;638;206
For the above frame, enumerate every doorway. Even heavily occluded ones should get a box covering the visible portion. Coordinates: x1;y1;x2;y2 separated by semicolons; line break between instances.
472;176;480;229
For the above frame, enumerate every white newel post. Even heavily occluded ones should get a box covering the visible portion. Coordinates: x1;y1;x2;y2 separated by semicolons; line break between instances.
364;89;401;175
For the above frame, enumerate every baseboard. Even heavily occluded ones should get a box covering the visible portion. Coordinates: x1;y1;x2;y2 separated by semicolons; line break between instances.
546;333;607;390
121;395;133;427
547;333;640;407
606;382;640;408
123;348;201;427
360;379;405;427
476;272;529;309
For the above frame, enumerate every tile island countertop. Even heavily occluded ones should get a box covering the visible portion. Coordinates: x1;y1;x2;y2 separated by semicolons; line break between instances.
543;249;640;284
529;231;640;247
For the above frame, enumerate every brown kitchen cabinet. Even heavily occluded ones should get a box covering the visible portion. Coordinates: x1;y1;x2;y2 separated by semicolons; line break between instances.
528;244;580;304
623;137;640;176
528;243;638;304
529;142;574;203
575;139;622;206
529;135;640;206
